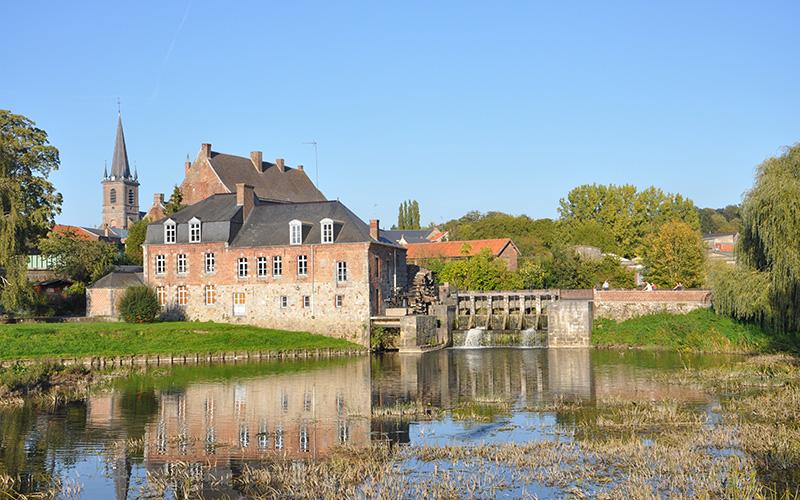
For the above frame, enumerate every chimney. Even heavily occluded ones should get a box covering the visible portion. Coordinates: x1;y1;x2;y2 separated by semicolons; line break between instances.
236;183;255;221
275;158;285;173
103;224;110;238
184;157;191;176
250;151;263;172
153;193;164;206
200;143;212;159
297;164;304;171
370;219;380;241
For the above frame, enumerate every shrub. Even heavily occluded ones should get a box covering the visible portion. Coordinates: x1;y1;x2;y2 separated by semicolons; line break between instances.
119;285;160;323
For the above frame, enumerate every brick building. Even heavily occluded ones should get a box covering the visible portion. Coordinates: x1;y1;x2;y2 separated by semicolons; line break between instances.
178;143;325;206
405;238;520;271
142;184;407;346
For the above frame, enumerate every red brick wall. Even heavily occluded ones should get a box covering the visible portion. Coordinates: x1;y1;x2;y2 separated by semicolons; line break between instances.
594;290;711;303
180;153;228;206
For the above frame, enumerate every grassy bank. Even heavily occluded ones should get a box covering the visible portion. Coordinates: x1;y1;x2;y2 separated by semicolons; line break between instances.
592;308;780;353
0;321;360;360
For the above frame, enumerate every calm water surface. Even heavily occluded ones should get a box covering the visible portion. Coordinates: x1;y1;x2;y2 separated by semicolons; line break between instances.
0;348;741;498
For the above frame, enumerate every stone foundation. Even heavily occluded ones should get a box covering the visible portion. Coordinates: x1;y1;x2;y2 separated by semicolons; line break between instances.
547;299;592;347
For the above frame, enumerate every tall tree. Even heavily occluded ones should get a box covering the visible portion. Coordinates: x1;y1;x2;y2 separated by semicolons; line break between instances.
410;200;420;229
641;221;705;288
557;183;699;257
163;185;185;216
737;143;800;335
0;110;62;311
125;217;149;265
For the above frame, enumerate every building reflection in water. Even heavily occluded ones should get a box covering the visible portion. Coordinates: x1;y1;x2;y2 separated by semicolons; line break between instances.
81;348;716;497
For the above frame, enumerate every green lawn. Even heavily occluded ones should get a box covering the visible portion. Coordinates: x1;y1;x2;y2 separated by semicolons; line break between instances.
0;321;360;360
592;308;777;353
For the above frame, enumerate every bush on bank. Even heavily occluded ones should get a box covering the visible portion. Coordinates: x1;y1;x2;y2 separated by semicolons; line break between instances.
119;285;160;323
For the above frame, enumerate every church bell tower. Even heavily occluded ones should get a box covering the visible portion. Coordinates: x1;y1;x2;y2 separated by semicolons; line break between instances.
101;113;140;229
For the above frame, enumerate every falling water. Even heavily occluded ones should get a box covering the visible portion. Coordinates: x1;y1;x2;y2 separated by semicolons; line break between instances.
520;327;538;348
462;327;485;348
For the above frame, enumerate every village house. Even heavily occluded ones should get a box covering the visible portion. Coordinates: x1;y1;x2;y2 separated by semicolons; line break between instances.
405;238;521;271
141;183;407;346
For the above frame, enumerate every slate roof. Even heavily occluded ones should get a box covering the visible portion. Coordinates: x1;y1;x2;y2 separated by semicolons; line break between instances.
381;229;435;244
153;193;243;224
146;194;400;248
405;238;519;260
90;271;143;289
208;152;325;203
110;114;132;179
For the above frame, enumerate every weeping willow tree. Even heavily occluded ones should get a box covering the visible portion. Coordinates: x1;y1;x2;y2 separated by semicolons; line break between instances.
0;110;61;312
732;143;800;336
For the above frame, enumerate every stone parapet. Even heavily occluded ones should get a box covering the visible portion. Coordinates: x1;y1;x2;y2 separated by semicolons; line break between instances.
593;289;712;321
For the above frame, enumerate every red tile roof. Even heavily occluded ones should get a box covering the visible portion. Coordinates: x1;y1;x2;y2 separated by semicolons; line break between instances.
405;238;518;260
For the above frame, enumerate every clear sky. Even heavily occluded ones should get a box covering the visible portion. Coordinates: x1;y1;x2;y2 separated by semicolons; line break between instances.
3;1;799;228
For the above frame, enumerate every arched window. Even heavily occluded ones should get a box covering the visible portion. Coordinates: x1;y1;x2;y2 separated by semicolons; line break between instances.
109;188;117;204
128;189;135;205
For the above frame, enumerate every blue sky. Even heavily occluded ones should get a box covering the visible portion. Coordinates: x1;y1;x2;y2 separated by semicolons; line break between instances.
4;1;799;228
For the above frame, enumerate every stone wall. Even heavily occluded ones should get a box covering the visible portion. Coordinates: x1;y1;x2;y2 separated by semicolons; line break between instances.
547;299;592;347
143;241;406;347
593;290;712;322
397;315;439;352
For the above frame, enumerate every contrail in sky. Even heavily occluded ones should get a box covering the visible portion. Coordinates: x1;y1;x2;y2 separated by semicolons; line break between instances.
151;1;191;102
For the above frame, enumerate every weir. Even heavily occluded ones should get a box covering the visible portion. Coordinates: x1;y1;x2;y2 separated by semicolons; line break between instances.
452;290;592;348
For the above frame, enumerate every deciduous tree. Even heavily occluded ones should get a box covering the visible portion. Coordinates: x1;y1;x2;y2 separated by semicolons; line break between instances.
0;110;62;311
39;230;119;284
642;221;705;288
125;217;149;265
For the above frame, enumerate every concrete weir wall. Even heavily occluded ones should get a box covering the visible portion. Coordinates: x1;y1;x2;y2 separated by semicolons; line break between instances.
593;290;712;322
547;299;593;347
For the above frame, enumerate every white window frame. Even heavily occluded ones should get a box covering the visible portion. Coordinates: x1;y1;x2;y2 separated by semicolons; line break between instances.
189;218;202;243
273;255;282;277
176;253;187;274
156;286;167;306
321;218;334;244
257;256;268;277
336;261;347;282
177;285;188;305
303;295;311;308
164;219;176;244
289;220;302;245
280;296;288;309
205;252;215;273
335;294;344;308
297;255;308;276
155;255;166;275
238;257;248;278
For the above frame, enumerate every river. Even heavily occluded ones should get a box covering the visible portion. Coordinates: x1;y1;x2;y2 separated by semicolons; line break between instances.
0;348;770;497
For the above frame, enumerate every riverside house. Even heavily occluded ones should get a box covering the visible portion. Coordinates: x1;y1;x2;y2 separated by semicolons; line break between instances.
142;183;407;346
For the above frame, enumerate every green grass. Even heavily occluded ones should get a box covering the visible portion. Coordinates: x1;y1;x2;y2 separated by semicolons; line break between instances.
592;308;778;353
0;321;360;360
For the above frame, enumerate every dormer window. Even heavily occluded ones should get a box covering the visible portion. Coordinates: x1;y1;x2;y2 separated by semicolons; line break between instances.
289;220;302;245
189;218;202;243
164;219;176;244
321;218;334;244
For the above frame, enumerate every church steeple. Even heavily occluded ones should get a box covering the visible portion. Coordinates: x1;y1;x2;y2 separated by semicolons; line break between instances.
110;113;131;179
102;110;140;229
